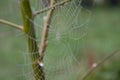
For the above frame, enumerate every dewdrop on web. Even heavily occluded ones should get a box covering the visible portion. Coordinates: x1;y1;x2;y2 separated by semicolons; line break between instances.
38;61;44;67
43;16;48;21
92;63;97;68
40;62;44;67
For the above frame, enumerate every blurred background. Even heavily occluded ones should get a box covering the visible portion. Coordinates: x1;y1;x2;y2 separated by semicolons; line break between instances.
0;0;120;80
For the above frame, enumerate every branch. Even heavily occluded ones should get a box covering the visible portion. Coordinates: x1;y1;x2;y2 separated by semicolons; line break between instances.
79;49;120;80
20;0;45;80
38;0;55;62
33;0;70;18
0;19;23;31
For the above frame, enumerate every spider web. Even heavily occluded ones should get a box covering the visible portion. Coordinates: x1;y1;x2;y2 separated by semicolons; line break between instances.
0;0;92;80
31;0;92;80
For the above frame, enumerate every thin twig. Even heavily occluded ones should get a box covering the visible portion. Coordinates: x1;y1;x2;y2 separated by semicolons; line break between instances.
38;0;55;63
33;0;70;18
79;49;120;80
0;19;23;31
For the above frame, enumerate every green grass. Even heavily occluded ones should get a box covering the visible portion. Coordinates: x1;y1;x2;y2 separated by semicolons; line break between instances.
0;0;120;80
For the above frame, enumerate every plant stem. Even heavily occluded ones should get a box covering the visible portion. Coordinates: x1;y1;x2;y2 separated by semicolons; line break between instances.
0;19;23;31
39;0;55;62
33;0;70;18
80;49;120;80
20;0;45;80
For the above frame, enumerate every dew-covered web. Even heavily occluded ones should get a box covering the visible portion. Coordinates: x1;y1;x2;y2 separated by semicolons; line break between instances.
21;0;92;80
0;0;92;80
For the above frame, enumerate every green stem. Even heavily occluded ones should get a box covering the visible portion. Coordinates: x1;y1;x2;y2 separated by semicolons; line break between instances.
0;19;23;31
20;0;45;80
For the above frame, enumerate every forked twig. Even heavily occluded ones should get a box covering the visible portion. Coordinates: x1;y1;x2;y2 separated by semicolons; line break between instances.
33;0;70;18
0;19;23;31
38;0;55;63
78;49;120;80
